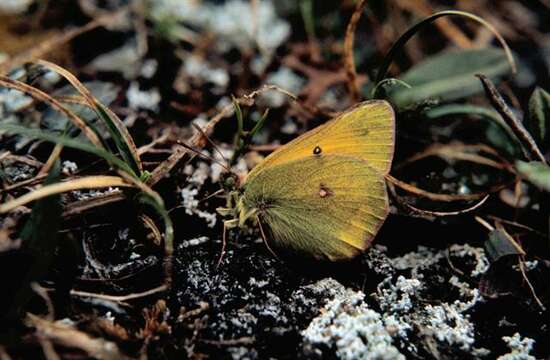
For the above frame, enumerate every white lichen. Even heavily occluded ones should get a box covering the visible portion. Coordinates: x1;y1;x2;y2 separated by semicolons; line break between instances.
499;333;536;360
72;187;120;201
180;162;217;228
378;276;422;313
423;302;476;351
180;185;217;228
150;0;290;56
126;82;161;111
140;59;158;79
303;287;405;360
62;161;78;175
390;246;445;272
87;39;141;79
180;55;229;93
181;236;209;248
0;0;34;14
449;244;489;277
374;245;489;356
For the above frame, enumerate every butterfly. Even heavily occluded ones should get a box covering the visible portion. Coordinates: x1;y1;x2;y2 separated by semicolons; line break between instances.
217;100;395;261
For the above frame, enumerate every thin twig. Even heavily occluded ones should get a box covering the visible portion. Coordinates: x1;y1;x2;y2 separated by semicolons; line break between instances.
401;195;490;217
386;174;490;201
477;74;547;164
70;284;168;303
344;0;368;102
518;259;546;311
475;216;495;231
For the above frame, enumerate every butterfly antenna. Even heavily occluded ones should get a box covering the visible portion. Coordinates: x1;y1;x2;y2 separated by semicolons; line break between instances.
191;123;229;165
198;188;225;204
256;215;280;260
177;140;231;173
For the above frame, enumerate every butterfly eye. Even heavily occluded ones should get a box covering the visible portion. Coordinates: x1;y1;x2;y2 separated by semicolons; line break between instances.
313;146;322;155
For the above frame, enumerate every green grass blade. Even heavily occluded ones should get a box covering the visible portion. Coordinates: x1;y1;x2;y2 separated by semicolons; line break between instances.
0;124;138;178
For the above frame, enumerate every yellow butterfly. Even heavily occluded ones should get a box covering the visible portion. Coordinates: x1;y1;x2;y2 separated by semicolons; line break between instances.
217;100;395;261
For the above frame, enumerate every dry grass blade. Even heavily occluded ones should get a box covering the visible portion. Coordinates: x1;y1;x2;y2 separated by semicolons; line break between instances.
140;214;163;246
344;0;368;102
26;313;127;360
54;95;91;107
2;173;48;192
62;191;123;217
386;174;489;201
38;143;64;176
0;76;103;148
0;176;133;213
70;284;168;303
396;142;512;171
35;59;143;174
487;215;546;237
401;195;489;217
395;0;474;48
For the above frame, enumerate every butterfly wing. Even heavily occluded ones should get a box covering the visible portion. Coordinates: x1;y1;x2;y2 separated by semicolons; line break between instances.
242;154;389;260
248;100;395;177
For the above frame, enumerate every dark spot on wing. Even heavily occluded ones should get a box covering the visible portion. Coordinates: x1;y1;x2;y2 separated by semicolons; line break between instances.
318;183;333;198
313;146;322;156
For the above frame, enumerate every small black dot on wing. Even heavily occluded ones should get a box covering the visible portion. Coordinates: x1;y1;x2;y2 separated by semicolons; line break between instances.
313;146;322;155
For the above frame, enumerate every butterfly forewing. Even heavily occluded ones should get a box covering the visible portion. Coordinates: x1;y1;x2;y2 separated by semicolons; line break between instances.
248;100;395;178
242;155;389;260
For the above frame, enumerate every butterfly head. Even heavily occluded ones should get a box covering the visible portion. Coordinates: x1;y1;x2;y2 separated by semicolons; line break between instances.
220;171;242;193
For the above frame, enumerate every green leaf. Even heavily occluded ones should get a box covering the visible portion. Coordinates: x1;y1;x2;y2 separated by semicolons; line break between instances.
375;10;516;85
526;87;550;148
516;160;550;191
388;48;511;107
485;228;525;263
423;104;522;157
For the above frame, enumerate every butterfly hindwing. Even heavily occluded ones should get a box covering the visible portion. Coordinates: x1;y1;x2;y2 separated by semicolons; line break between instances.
242;154;389;260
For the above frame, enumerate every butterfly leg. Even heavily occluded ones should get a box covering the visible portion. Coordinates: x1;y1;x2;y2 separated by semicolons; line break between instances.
256;215;280;260
216;219;238;268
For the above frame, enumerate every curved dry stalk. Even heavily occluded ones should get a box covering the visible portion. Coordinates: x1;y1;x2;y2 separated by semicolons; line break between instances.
400;194;490;217
140;214;163;246
0;176;132;213
376;10;517;84
70;284;168;303
344;0;368;102
394;0;474;48
0;76;103;148
386;174;490;202
395;142;513;171
34;59;143;174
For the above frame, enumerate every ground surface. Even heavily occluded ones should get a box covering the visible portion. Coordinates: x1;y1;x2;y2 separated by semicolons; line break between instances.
1;1;550;359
